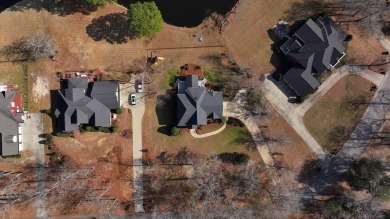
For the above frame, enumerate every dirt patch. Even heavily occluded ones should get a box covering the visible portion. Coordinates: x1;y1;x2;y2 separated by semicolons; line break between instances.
32;74;49;101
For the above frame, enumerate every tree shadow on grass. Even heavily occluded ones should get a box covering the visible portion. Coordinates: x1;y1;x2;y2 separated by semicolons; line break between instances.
231;128;256;151
297;158;321;184
86;12;136;44
7;0;98;16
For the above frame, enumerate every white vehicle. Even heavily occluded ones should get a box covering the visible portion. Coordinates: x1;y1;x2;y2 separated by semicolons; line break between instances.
137;84;143;93
130;94;136;105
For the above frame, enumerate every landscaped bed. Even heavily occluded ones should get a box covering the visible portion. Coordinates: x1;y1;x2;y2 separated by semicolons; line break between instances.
303;75;372;152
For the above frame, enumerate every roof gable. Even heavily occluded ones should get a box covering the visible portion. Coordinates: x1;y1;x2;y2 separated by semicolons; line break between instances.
176;75;223;128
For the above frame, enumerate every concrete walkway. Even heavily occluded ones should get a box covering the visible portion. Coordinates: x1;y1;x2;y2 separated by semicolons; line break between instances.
223;90;275;169
262;66;384;161
189;124;227;138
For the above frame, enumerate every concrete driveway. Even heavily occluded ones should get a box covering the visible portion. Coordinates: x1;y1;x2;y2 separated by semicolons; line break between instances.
22;113;47;217
262;66;385;161
121;76;146;213
22;113;44;165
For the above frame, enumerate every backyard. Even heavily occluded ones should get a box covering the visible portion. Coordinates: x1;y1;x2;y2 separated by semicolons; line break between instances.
303;75;372;151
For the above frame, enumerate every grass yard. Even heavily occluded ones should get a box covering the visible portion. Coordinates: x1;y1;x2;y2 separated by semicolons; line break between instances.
143;99;261;162
266;102;314;172
304;75;372;151
223;0;299;76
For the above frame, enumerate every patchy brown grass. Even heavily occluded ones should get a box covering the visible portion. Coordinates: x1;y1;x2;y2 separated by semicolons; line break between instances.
345;25;386;67
304;75;372;151
266;103;314;173
223;0;300;76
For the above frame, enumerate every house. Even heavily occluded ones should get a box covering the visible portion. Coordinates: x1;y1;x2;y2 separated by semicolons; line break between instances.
176;75;223;129
54;78;120;132
0;88;24;156
279;15;347;96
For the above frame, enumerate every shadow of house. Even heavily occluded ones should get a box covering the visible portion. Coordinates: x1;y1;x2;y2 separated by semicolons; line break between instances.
86;13;135;44
50;90;59;134
7;0;98;16
156;89;177;135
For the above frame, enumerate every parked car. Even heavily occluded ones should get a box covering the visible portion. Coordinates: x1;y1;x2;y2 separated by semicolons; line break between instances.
130;94;136;105
137;84;143;93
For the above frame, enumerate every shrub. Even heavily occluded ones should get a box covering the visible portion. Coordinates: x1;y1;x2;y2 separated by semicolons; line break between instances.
296;94;310;104
218;152;250;165
115;108;123;114
110;126;119;133
98;127;110;133
170;126;180;136
85;126;92;131
56;132;71;137
222;117;228;124
344;34;353;42
2;154;22;159
46;152;59;160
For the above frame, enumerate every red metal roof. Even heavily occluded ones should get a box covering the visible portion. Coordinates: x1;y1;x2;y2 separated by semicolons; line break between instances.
9;92;22;116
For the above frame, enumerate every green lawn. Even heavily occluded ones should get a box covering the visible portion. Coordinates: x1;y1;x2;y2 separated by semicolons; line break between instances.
303;75;372;151
143;100;260;161
161;68;179;90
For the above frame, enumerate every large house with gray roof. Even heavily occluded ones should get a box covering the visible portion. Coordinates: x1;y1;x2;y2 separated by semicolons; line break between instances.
279;15;347;96
176;75;223;129
0;89;24;156
54;78;120;132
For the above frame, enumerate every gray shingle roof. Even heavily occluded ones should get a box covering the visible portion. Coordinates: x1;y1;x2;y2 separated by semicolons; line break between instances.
0;91;23;156
280;15;347;96
284;54;320;96
90;81;120;109
177;75;223;129
55;78;119;132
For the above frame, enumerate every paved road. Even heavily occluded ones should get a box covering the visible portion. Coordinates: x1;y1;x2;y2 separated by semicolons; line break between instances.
306;69;390;195
22;113;46;217
262;66;384;161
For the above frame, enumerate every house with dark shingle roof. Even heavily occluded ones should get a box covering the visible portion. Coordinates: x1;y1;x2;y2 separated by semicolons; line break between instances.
0;90;24;156
279;15;347;96
176;74;223;129
54;78;120;132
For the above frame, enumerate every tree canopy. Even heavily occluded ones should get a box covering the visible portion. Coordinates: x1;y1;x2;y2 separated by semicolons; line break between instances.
128;2;163;37
348;158;390;200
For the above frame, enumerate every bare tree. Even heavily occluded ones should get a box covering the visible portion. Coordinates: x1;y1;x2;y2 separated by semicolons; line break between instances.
143;149;264;216
1;32;57;61
24;32;57;61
